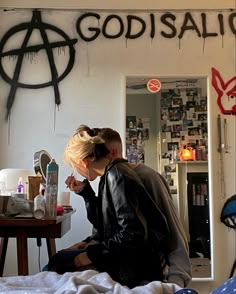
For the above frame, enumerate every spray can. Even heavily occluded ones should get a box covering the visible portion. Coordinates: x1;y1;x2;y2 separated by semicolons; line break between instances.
45;159;59;217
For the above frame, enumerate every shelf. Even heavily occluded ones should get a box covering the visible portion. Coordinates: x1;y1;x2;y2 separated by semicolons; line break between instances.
175;161;208;164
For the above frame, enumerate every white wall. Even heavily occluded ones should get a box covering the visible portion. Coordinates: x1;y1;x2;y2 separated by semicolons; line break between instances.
0;1;235;293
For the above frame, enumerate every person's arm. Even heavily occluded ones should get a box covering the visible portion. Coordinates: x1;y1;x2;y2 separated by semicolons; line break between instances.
158;175;192;287
152;174;192;287
85;173;153;269
65;175;99;227
138;170;192;287
76;179;99;227
164;198;192;287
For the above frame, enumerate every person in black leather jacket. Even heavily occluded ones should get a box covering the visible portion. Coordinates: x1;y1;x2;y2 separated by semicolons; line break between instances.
64;127;191;288
58;125;170;288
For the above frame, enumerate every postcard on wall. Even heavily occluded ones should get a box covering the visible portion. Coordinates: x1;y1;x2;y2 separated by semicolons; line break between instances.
172;97;183;107
168;108;181;121
126;116;136;129
128;129;137;139
143;128;149;140
167;142;179;151
161;108;169;120
136;118;144;128
186;88;199;96
198;113;207;121
141;117;150;129
162;124;172;132
188;127;200;136
161;94;172;107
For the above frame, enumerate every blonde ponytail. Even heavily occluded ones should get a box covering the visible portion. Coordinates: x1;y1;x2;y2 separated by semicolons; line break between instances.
63;125;109;168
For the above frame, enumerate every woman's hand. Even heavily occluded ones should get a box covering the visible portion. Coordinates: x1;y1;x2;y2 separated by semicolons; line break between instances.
65;175;85;193
74;252;92;268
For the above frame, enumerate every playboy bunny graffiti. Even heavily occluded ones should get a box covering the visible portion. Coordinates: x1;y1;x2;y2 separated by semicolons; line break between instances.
211;67;236;115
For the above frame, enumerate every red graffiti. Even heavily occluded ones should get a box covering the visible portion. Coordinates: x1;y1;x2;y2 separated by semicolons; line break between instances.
211;67;236;115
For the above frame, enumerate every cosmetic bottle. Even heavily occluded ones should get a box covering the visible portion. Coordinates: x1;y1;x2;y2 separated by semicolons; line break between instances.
45;159;59;217
34;192;46;219
17;177;24;193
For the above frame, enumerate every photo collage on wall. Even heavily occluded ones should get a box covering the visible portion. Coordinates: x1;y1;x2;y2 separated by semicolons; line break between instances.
126;116;150;164
160;86;208;160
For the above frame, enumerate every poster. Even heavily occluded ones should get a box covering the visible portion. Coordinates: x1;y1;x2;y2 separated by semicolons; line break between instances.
126;116;150;164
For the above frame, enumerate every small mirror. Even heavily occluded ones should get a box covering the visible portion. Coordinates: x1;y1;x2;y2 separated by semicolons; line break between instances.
126;76;212;280
33;150;52;185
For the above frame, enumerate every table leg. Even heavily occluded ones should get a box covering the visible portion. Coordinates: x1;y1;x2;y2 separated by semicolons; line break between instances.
16;233;28;275
46;238;56;258
0;237;8;277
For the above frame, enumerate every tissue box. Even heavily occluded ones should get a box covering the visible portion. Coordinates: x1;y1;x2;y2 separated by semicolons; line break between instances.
0;195;10;214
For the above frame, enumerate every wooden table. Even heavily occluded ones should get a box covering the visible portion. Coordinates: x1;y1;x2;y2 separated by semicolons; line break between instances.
0;210;74;276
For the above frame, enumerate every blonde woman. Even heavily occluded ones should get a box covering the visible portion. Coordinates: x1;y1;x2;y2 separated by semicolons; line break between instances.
48;125;170;288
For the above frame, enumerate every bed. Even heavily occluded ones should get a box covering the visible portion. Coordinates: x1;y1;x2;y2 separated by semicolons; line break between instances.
0;269;235;293
0;269;182;294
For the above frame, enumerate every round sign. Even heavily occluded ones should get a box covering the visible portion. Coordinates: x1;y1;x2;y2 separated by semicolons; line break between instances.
147;78;162;93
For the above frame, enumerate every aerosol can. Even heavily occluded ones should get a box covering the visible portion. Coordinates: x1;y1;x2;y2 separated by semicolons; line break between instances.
45;159;59;217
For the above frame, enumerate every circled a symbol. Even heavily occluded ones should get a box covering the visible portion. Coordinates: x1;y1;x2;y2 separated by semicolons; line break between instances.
0;10;78;119
147;79;162;93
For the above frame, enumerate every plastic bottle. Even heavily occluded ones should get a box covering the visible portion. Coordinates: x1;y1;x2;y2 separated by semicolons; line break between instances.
173;146;179;161
17;177;24;193
45;159;59;217
34;192;46;219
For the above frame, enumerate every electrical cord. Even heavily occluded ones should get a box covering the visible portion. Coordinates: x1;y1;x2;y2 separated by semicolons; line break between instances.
37;238;42;272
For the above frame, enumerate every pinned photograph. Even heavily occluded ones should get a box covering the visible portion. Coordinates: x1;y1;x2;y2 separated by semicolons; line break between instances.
136;118;143;128
188;127;200;136
167;142;179;151
161;95;172;108
172;98;183;106
168;108;181;121
198;113;207;121
186;101;196;108
171;132;181;138
143;128;149;140
162;124;172;132
173;124;182;132
186;88;198;96
126;116;136;129
161;108;169;120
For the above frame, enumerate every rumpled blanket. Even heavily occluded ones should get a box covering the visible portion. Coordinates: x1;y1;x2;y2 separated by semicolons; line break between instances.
0;270;182;294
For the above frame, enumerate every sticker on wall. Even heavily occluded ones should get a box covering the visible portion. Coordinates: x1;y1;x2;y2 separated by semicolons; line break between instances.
147;78;162;93
211;67;236;115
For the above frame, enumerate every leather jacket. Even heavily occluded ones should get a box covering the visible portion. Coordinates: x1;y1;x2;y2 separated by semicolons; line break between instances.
79;158;170;287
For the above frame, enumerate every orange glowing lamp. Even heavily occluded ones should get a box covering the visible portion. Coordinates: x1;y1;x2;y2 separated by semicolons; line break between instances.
180;147;195;161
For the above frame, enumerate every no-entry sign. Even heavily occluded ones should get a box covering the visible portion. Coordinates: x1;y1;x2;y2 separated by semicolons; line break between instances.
147;78;162;93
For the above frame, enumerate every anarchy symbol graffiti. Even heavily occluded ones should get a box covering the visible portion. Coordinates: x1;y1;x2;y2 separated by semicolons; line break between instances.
0;10;78;119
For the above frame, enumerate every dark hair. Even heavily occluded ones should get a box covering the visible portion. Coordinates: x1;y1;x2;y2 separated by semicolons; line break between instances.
98;128;122;144
92;143;110;160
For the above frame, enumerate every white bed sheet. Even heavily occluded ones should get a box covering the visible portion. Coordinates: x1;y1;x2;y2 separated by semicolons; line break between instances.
0;270;182;294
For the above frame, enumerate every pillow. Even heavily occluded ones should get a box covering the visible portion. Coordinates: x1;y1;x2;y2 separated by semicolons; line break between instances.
211;276;236;294
174;289;198;294
220;195;236;229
